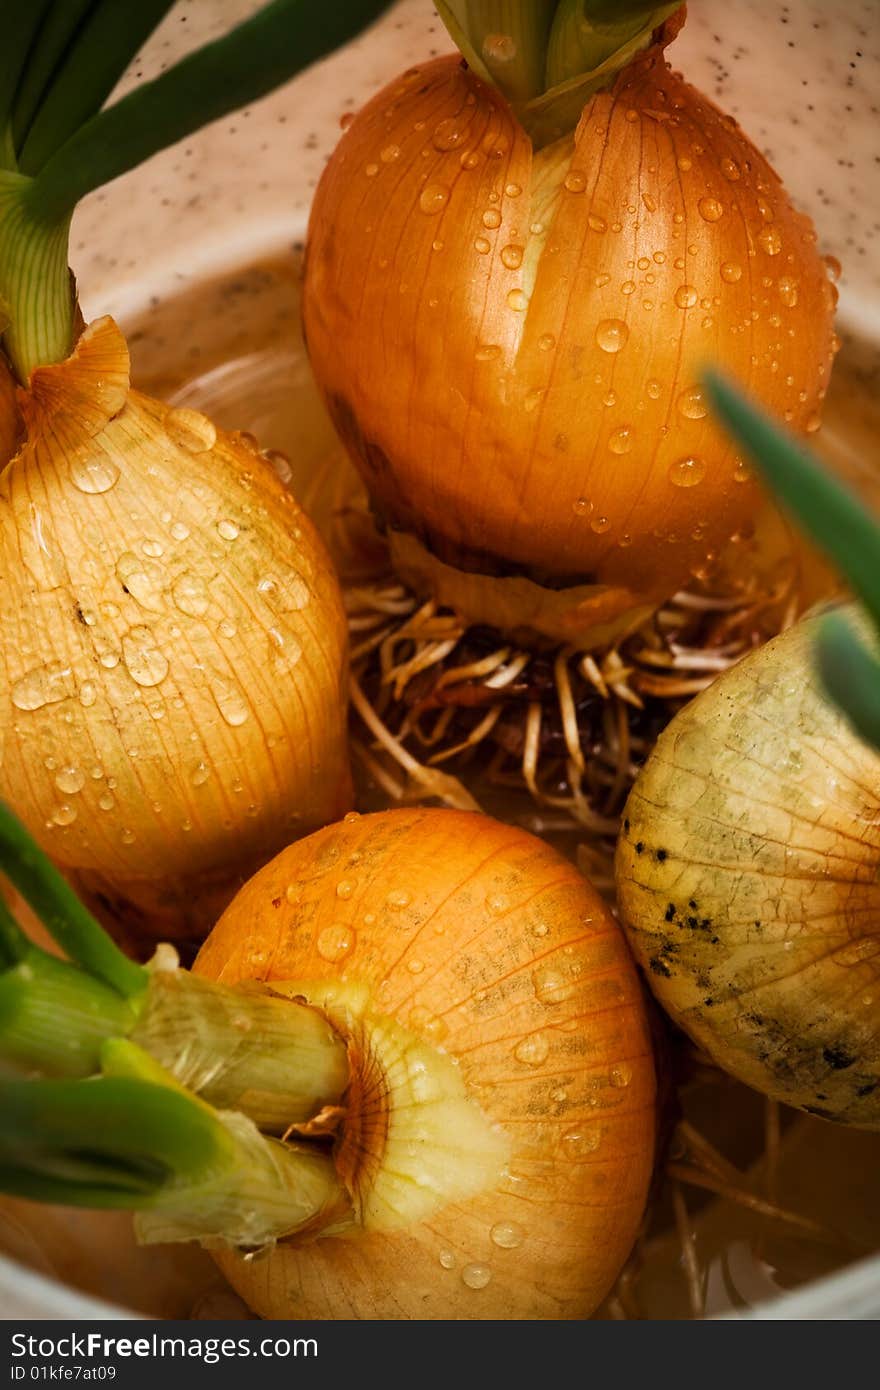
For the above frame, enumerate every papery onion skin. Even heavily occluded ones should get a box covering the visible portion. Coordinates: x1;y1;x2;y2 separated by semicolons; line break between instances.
0;318;351;941
615;606;880;1127
303;41;837;645
195;807;656;1320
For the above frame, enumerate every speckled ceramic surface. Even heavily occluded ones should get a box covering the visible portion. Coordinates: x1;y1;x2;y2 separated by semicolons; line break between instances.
4;0;880;1322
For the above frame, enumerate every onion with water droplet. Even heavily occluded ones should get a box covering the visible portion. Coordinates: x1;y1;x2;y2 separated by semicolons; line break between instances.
192;806;656;1319
615;606;880;1126
0;319;350;942
303;13;837;646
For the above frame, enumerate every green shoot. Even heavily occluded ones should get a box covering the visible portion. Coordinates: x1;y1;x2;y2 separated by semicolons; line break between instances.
703;370;880;754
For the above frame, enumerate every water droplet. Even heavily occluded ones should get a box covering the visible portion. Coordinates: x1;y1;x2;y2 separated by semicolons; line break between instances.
668;456;706;488
212;680;249;727
459;148;481;169
165;407;217;454
610;1063;633;1088
758;226;782;256
572;497;592;517
674;284;698;309
439;1250;456;1270
474;235;491;255
217;519;239;541
805;413;821;434
51;804;77;827
316;924;356;963
490;1222;523;1250
486;893;508;914
513;1033;550;1065
11;662;73;711
122;627;168;687
590;515;611;534
407;958;424;974
588;213;607;232
475;343;501;360
121;828;136;845
698;197;723;222
595;319;628;353
98;792;115;812
191;761;210;787
419;183;448;215
364;162;379;177
603;390;617;408
98;650;119;670
720;157;740;181
55;767;85;795
386;889;410;910
507;288;528;312
432;118;468;152
532;967;576;1006
720;261;742;284
79;682;97;708
172;573;209;619
336;880;355;900
621;279;636;296
537;333;556;352
169;521;190;542
625;109;639;124
677;155;692;171
561;1125;601;1157
608;425;633;455
500;244;523;269
116;553;164;612
778;276;799;308
461;1263;492;1290
676;386;707;420
380;143;401;162
482;32;516;64
69;451;120;495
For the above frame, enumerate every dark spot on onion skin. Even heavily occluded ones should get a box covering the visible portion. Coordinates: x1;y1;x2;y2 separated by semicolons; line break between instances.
635;842;644;855
271;896;282;908
857;1082;878;1098
649;956;672;977
823;1045;857;1071
665;903;676;923
656;849;668;862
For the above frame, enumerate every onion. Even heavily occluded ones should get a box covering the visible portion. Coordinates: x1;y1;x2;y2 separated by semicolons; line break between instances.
0;352;19;466
0;3;401;941
303;19;838;646
196;807;656;1319
0;318;350;940
615;604;880;1127
0;803;656;1319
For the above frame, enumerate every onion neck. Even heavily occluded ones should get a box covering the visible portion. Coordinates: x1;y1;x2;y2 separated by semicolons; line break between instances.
436;1;683;146
0;173;74;382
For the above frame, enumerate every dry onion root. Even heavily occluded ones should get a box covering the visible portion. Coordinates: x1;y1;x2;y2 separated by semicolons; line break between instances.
615;605;880;1128
303;6;838;651
0;804;657;1320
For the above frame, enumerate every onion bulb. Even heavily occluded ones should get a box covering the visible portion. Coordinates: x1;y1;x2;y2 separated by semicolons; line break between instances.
194;807;657;1319
303;21;838;647
0;352;18;466
615;605;880;1127
0;318;351;941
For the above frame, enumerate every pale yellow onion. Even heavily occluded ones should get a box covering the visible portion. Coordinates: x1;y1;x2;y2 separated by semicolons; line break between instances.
615;605;880;1127
0;318;351;940
303;33;837;647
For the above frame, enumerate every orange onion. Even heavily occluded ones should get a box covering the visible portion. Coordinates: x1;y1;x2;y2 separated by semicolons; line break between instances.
303;23;838;646
0;319;351;941
0;352;19;466
195;807;657;1319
